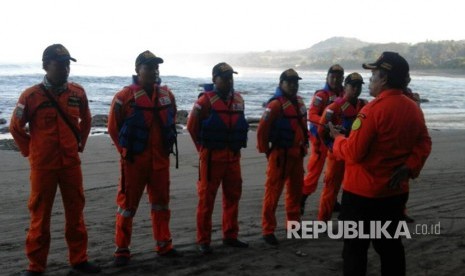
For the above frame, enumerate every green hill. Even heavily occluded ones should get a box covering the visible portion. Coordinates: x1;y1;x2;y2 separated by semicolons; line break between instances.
224;37;465;73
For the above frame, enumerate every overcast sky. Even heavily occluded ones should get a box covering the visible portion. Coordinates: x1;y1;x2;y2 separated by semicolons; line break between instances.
0;0;463;75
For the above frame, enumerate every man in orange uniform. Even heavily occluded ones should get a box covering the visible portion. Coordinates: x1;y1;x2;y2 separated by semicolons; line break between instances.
329;52;432;275
10;44;100;276
317;73;367;221
187;62;249;254
301;64;344;216
257;69;308;245
108;50;180;266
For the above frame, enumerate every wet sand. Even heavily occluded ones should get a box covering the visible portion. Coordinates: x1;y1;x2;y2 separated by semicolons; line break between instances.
1;129;464;275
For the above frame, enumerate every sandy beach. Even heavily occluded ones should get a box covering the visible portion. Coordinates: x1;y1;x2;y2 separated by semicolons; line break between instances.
1;129;464;275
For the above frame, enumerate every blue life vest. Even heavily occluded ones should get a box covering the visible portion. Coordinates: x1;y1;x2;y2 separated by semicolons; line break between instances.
322;98;367;150
118;105;149;155
268;88;307;149
309;84;342;139
118;83;177;155
199;89;249;151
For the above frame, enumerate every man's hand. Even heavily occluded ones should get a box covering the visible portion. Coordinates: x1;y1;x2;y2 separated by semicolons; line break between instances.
388;165;410;189
328;122;344;139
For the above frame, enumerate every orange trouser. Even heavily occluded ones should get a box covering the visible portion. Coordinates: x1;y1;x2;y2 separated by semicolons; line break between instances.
115;158;172;255
27;166;88;272
318;153;345;221
302;135;327;195
262;150;304;235
196;158;242;245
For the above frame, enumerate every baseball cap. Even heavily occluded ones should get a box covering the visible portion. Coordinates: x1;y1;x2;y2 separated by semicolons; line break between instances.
344;72;364;85
362;51;409;78
280;68;302;81
135;50;164;66
42;44;76;62
328;64;344;75
212;62;238;78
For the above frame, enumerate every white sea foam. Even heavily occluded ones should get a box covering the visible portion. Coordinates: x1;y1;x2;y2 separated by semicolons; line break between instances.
1;65;464;131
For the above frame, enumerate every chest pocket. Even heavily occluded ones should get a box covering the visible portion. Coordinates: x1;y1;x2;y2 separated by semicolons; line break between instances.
67;96;81;118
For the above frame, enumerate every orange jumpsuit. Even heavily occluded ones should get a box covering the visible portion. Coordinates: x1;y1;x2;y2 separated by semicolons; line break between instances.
257;93;308;235
9;82;92;273
303;88;343;195
333;89;432;198
333;89;432;275
316;98;367;221
187;91;248;245
108;84;177;256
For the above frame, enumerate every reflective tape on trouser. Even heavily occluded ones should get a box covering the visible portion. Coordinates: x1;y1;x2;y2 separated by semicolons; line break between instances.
157;239;172;248
117;206;135;217
114;247;130;254
151;204;169;211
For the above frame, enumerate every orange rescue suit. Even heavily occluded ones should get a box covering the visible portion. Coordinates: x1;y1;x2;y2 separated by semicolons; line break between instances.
317;98;367;221
333;89;432;198
187;91;247;245
9;82;92;272
108;84;177;255
257;93;308;235
303;88;342;195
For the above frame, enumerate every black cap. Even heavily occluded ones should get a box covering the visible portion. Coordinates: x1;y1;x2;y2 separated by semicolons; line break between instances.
362;51;409;79
344;72;364;85
42;44;76;62
328;64;344;75
280;68;302;81
135;50;164;67
212;62;238;78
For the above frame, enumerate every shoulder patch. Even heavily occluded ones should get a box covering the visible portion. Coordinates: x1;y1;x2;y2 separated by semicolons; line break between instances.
159;96;172;106
351;118;362;131
262;108;271;121
233;103;244;111
313;96;322;107
15;103;25;119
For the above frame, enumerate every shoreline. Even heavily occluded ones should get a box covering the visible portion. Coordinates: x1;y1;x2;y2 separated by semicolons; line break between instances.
1;127;463;150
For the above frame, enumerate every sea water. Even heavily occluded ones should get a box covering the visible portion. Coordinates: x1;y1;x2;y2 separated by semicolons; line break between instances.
1;65;464;132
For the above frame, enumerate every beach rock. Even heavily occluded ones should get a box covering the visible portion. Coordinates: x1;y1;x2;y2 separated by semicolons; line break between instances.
0;139;18;151
247;117;260;124
420;98;429;103
92;114;108;128
176;110;188;125
0;126;9;134
0;118;6;125
247;117;260;131
91;112;189;129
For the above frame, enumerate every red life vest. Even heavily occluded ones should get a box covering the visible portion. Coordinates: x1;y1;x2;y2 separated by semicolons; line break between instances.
334;97;368;132
118;84;176;155
199;91;249;151
269;95;308;149
322;97;368;149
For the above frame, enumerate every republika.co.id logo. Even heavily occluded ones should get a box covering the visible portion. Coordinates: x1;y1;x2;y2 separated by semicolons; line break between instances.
287;220;442;239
